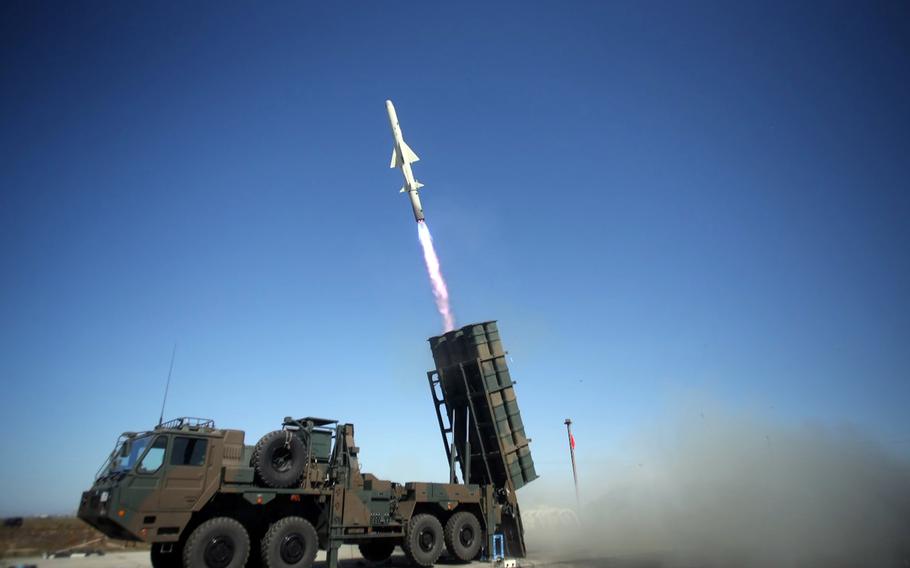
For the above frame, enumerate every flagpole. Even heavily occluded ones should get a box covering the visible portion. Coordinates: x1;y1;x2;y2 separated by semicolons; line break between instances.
565;418;579;509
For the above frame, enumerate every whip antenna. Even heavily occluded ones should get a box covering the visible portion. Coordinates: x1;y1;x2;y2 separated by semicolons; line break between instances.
158;343;177;426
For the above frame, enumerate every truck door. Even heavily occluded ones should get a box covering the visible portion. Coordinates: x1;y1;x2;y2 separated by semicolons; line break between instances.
159;436;210;510
122;436;168;512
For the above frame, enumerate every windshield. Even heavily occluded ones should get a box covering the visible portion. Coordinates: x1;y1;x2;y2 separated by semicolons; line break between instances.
107;435;155;474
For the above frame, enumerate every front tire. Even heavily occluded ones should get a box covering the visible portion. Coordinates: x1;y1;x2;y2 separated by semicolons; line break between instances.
444;512;482;562
358;539;396;563
403;514;444;567
183;517;250;568
261;516;318;568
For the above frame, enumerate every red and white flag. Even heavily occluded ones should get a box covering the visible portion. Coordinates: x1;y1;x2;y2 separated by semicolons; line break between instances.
569;433;576;450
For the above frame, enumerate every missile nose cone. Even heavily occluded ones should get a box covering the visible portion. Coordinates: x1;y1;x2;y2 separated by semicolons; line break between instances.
386;100;397;124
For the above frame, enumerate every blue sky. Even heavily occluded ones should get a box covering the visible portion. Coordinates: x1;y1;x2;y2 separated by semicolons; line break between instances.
1;1;908;515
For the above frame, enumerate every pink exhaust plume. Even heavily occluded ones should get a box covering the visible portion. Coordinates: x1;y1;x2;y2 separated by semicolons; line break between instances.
417;221;455;332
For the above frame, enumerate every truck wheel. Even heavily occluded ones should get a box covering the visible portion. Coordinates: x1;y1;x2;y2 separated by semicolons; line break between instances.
444;512;482;562
183;517;250;568
252;430;306;488
358;539;396;563
261;516;318;568
151;543;183;568
403;514;444;567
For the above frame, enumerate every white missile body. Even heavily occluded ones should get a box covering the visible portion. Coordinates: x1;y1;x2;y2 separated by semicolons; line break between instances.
386;100;426;222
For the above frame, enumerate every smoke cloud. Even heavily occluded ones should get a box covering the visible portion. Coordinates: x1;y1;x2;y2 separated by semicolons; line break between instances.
417;221;455;332
523;402;910;568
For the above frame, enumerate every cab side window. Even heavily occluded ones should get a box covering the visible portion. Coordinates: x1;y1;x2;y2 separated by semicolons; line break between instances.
137;437;167;473
171;437;208;466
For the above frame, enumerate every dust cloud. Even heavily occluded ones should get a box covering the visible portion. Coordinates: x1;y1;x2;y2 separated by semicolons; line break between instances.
523;402;910;567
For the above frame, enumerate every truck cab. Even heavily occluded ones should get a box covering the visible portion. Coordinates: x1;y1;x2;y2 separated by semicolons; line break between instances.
79;418;238;544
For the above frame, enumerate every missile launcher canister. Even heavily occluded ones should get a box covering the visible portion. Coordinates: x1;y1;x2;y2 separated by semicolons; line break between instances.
428;321;537;556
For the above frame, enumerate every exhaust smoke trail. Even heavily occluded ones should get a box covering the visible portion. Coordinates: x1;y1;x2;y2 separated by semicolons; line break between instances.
417;220;455;332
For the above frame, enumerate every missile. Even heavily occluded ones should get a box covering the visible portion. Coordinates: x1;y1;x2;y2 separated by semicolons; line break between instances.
386;100;426;222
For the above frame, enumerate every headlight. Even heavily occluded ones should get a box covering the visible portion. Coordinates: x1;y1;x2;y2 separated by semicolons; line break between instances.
100;491;109;503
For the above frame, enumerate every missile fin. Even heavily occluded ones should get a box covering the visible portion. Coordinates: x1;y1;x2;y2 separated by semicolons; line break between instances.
400;181;424;193
400;140;420;164
390;147;400;168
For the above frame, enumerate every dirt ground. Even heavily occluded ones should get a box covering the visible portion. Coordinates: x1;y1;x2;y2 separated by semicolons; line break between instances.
0;518;687;568
2;549;696;568
0;517;146;559
3;548;493;568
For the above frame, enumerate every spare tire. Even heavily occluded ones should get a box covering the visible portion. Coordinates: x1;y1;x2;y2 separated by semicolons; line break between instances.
252;430;307;488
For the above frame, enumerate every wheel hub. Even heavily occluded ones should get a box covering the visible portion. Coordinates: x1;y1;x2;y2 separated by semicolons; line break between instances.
419;529;435;552
272;447;292;473
459;525;474;547
280;533;305;564
204;535;235;568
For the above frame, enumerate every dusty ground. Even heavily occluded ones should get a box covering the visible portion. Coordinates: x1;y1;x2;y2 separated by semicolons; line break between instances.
0;518;146;559
3;548;490;568
0;517;692;568
1;547;686;568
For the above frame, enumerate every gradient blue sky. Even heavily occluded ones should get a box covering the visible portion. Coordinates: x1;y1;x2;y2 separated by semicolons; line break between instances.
1;2;908;515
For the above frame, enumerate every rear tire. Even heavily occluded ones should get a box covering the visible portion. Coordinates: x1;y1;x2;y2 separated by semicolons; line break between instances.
151;543;183;568
183;517;250;568
444;512;482;562
403;514;444;567
261;516;318;568
358;539;396;563
252;430;307;488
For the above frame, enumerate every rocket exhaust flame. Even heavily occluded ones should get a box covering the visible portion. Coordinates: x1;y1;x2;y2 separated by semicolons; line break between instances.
417;221;455;332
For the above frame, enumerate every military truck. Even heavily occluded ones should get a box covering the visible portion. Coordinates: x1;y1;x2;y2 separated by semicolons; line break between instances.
78;321;536;568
